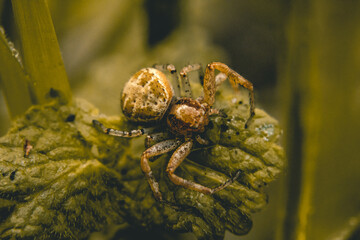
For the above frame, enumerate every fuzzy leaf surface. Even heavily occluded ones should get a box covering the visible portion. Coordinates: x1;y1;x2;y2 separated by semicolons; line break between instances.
0;90;284;239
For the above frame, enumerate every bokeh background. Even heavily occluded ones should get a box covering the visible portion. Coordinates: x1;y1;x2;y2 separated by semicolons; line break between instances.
1;0;359;239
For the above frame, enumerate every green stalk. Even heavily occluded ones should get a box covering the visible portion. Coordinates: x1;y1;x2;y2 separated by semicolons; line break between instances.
11;0;71;105
0;27;32;118
279;1;360;239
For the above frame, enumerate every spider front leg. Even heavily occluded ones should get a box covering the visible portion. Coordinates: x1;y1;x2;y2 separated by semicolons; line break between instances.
141;139;183;201
166;140;241;194
203;62;255;128
179;63;203;98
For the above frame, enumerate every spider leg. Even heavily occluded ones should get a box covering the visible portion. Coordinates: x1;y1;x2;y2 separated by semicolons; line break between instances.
210;170;242;193
145;132;172;148
153;64;181;97
141;139;183;201
179;63;203;98
167;140;241;194
93;120;154;137
203;62;255;128
167;140;212;193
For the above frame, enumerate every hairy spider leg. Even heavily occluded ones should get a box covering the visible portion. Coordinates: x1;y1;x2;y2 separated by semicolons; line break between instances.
153;64;181;97
92;120;154;137
179;63;203;98
145;132;172;148
203;62;255;128
141;139;183;201
166;140;241;194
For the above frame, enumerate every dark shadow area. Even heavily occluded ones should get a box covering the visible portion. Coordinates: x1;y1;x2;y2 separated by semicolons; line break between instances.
145;0;180;47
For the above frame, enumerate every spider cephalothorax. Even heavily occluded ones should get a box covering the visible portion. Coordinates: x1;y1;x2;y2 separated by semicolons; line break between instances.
167;97;210;136
93;62;255;201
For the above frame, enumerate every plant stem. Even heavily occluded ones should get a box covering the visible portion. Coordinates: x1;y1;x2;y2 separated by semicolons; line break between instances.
11;0;72;105
0;27;32;118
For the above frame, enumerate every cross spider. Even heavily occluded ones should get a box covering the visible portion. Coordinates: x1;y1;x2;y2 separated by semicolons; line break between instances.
93;62;255;201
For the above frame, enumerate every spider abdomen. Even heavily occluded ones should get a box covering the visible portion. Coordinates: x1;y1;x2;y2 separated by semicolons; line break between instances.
121;68;174;123
167;98;209;136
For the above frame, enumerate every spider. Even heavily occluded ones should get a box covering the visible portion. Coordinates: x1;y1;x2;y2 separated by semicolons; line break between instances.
93;62;255;201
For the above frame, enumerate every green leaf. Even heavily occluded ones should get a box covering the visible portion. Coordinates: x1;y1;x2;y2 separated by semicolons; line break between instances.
0;88;284;239
0;99;129;239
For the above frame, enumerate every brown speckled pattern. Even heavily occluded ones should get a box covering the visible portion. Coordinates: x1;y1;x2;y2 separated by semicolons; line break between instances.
167;98;209;136
121;68;173;122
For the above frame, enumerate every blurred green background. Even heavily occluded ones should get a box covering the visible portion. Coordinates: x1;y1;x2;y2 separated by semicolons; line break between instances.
0;0;359;239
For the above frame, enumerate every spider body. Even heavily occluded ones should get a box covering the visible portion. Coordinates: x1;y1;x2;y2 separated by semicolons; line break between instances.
93;62;255;201
121;68;173;123
167;97;210;136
